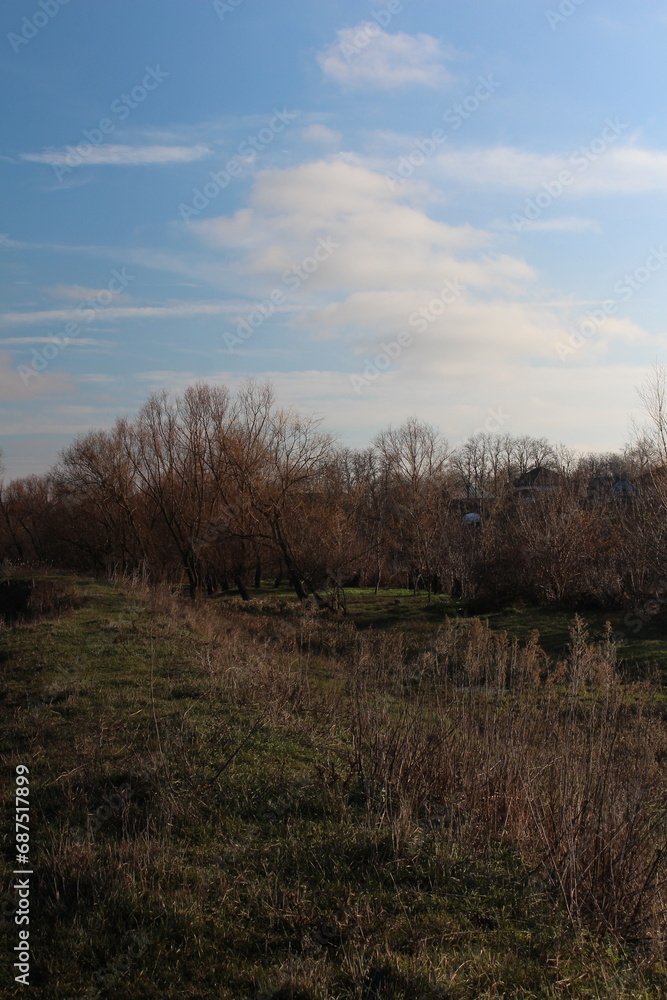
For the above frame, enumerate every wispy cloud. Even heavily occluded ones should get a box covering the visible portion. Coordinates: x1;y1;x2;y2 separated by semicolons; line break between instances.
0;337;111;346
494;216;600;233
47;284;128;301
435;144;667;196
318;25;454;90
78;374;117;383
0;302;255;326
21;144;210;167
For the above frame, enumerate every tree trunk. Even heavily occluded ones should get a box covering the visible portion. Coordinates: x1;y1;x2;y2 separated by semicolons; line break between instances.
234;572;250;601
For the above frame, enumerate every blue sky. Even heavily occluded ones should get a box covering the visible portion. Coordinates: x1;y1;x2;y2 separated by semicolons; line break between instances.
2;0;667;478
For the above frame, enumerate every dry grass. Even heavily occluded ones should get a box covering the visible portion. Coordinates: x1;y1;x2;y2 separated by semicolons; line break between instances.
139;580;667;944
3;575;667;997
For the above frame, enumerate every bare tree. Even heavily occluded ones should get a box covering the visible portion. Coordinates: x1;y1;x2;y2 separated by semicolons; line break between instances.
635;362;667;465
122;385;232;596
374;418;449;596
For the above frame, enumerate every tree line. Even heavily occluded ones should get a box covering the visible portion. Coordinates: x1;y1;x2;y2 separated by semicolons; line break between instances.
2;376;667;611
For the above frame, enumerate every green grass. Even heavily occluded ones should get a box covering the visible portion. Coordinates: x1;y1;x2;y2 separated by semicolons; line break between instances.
2;575;667;997
212;581;667;665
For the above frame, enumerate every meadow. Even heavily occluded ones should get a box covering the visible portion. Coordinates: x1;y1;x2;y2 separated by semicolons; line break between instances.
3;573;667;998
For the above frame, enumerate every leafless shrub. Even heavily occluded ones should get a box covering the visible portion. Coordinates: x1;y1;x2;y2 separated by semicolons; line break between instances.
0;576;82;627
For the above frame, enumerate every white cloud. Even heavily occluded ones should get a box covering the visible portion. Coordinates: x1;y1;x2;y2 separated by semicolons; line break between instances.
21;144;210;167
318;25;454;90
581;316;650;345
182;156;667;415
6;152;652;456
301;124;342;145
0;351;71;400
186;159;590;371
0;302;247;326
434;144;667;196
494;216;599;233
191;159;510;294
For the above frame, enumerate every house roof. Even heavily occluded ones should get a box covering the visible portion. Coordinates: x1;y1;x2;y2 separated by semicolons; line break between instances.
513;466;561;489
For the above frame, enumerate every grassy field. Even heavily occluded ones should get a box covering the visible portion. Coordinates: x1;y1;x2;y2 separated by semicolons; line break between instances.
2;575;667;998
213;583;667;665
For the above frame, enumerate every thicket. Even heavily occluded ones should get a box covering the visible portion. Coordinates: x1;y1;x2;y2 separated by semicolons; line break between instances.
2;380;667;611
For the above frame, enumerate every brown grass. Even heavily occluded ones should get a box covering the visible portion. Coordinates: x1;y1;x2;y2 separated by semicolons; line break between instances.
134;580;667;946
